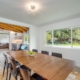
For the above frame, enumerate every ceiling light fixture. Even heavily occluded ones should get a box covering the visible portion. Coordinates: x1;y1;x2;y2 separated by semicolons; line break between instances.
26;1;41;15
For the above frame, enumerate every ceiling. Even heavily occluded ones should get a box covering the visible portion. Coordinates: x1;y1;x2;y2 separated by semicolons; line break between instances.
0;0;80;26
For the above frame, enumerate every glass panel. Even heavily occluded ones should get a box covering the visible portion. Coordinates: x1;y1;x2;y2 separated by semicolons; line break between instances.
0;33;9;49
24;34;29;44
72;27;80;47
46;31;52;45
54;28;71;46
0;33;9;43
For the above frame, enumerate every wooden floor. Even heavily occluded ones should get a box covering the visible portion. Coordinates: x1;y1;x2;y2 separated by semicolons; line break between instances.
66;66;80;80
0;72;18;80
0;69;21;80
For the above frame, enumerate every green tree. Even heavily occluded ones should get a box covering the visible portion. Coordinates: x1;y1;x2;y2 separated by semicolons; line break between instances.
54;29;71;44
46;31;52;44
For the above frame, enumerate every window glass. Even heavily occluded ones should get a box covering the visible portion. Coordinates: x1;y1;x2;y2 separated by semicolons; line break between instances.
54;28;71;46
24;33;29;44
46;31;52;45
72;27;80;47
0;33;9;43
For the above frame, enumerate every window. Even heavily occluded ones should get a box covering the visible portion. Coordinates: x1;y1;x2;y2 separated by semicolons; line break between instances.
24;33;30;44
0;33;9;43
46;31;52;45
54;28;71;46
72;27;80;47
45;27;80;48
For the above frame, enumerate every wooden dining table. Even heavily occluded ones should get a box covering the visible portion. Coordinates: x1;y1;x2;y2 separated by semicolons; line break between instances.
7;50;75;80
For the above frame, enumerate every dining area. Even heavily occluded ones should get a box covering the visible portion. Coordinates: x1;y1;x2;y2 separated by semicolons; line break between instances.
0;0;80;80
2;49;75;80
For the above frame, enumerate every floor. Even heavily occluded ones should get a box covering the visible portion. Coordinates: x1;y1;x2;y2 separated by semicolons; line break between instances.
66;66;80;80
0;73;15;80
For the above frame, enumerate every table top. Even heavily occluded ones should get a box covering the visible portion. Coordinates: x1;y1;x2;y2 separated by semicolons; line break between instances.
7;50;75;80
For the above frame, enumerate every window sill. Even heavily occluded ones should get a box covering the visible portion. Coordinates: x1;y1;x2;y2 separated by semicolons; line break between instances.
45;45;80;50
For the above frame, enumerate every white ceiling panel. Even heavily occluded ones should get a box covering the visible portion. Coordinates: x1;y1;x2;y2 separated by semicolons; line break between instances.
0;0;80;26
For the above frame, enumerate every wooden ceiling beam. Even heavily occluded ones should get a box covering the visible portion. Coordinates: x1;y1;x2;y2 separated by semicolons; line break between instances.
0;24;22;33
16;26;29;32
11;25;26;32
0;22;29;33
8;25;23;33
4;24;22;32
13;24;29;31
0;23;21;32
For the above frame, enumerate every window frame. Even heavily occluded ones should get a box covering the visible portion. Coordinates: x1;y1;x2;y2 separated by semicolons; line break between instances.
24;33;30;44
46;30;53;45
45;27;80;48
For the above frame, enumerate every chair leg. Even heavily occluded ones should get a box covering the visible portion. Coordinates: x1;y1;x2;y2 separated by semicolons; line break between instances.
20;76;23;80
6;68;8;80
3;66;5;77
15;75;17;80
20;73;22;80
9;72;11;80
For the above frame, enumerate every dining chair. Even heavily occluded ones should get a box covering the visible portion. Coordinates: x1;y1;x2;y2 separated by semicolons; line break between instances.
3;53;11;80
9;57;21;80
32;49;38;52
52;52;62;58
20;66;44;80
9;57;31;80
41;50;49;55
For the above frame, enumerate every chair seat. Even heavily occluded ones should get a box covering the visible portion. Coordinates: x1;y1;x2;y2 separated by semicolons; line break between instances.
32;73;44;80
11;67;20;77
20;65;31;72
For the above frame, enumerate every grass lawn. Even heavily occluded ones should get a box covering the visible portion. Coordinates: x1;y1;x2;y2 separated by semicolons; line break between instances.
54;43;80;47
47;42;80;47
73;43;80;46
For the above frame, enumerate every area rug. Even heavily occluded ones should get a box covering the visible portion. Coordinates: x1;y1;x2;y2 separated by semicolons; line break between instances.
0;67;80;80
66;66;80;80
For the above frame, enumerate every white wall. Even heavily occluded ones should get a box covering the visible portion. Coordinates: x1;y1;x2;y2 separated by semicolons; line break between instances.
38;17;80;67
9;31;15;50
0;17;38;50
